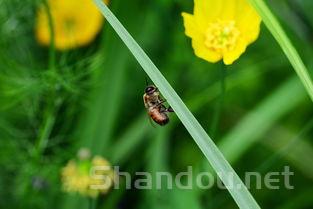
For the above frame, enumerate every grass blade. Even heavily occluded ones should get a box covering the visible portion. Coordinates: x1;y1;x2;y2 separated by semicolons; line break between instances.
93;0;261;208
110;63;269;167
262;122;313;180
219;76;306;164
247;0;313;102
197;76;307;196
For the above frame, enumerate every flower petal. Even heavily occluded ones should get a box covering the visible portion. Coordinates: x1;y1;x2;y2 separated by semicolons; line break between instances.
182;12;222;63
220;0;236;20
194;0;223;25
223;38;247;65
192;39;222;63
36;0;107;50
235;0;261;43
182;12;200;38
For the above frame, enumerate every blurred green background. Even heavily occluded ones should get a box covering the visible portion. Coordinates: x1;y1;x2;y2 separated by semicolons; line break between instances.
0;0;313;208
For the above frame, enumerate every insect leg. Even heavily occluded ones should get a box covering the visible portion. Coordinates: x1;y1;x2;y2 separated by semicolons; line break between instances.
156;100;166;107
166;106;174;113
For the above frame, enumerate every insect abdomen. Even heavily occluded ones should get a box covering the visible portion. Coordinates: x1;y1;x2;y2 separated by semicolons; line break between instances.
149;108;169;126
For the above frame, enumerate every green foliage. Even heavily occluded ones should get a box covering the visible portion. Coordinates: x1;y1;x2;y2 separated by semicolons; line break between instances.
0;0;312;209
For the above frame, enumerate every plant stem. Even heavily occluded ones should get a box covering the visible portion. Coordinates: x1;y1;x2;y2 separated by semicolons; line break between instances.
42;0;56;71
210;64;226;137
247;0;313;102
36;110;55;156
34;0;58;158
88;198;96;209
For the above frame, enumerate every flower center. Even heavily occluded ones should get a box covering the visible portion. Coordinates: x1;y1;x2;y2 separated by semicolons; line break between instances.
63;17;76;32
205;20;240;53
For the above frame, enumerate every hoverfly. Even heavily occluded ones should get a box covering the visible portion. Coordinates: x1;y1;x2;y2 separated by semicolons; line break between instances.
143;85;174;126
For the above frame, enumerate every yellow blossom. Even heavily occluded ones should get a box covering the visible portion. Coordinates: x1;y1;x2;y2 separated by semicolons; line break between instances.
182;0;261;65
35;0;109;50
61;148;115;198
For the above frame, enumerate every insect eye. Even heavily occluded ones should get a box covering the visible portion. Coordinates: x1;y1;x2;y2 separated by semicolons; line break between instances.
145;86;156;94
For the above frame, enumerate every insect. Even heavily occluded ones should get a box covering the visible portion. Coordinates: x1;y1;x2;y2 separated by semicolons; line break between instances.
143;85;174;126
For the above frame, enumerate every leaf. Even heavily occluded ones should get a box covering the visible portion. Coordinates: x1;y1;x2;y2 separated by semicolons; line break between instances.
247;0;313;102
93;0;261;208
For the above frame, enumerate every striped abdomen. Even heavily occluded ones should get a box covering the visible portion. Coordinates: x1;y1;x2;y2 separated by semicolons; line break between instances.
148;107;169;126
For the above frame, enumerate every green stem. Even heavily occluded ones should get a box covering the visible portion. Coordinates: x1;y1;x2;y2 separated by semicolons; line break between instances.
88;198;96;209
36;110;55;156
34;0;58;158
247;0;313;101
42;0;56;70
210;64;226;137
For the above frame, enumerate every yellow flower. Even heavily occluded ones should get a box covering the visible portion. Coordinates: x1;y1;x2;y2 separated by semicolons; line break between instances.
182;0;261;65
61;148;115;198
35;0;109;50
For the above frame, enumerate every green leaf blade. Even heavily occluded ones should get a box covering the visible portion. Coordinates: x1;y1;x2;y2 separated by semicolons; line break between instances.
93;0;261;208
247;0;313;102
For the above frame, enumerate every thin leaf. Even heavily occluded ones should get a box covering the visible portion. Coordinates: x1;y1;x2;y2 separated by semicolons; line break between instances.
247;0;313;102
93;0;261;208
219;77;306;164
